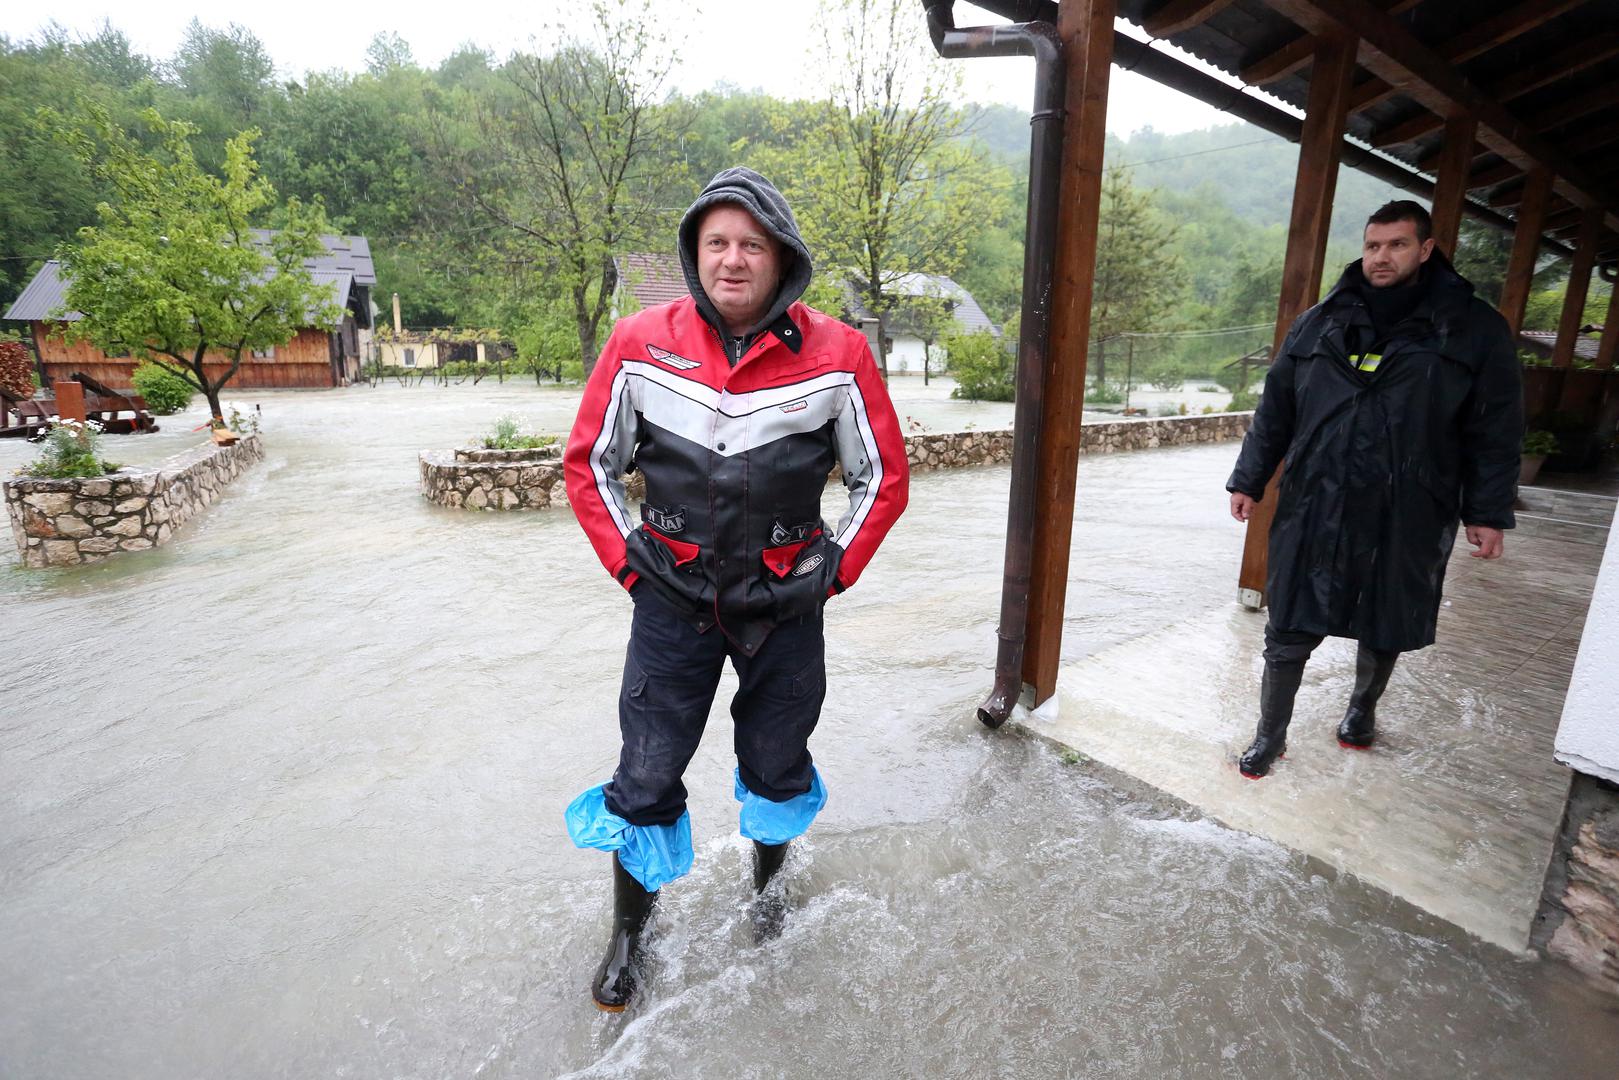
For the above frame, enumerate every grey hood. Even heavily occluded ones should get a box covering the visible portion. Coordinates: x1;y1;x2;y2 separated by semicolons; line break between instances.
678;167;813;337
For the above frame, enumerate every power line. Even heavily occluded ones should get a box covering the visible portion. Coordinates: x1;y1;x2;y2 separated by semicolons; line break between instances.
1113;137;1279;171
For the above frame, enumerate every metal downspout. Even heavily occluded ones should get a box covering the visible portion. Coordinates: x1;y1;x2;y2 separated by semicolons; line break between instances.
923;0;1064;727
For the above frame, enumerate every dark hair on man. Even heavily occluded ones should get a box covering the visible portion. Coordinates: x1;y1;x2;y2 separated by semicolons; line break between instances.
1365;200;1432;243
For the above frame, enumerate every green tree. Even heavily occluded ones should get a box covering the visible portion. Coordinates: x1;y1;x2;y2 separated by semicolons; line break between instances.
365;32;415;77
47;104;341;424
1090;166;1182;384
172;19;276;131
946;328;1013;402
1452;218;1513;307
776;0;1007;378
0;27;161;300
442;0;688;374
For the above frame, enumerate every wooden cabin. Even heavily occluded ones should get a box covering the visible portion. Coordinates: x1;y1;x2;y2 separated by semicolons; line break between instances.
3;232;377;390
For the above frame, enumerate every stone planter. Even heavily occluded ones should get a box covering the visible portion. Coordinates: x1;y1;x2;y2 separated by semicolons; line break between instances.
4;434;264;568
1520;454;1548;487
453;446;561;465
420;447;564;510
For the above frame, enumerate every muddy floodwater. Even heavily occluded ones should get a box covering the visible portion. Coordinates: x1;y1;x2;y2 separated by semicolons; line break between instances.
3;381;1616;1078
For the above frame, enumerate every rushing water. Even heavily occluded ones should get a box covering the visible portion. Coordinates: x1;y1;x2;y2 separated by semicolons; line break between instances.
3;381;1615;1079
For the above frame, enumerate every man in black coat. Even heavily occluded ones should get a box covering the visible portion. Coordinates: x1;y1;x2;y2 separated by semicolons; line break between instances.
1226;200;1523;779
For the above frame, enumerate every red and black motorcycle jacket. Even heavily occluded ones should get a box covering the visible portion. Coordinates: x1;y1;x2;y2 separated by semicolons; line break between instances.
565;295;909;656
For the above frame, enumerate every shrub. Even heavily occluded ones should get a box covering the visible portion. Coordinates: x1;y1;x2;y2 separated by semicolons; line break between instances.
131;362;195;414
1522;430;1560;457
1085;380;1123;405
0;340;35;400
223;401;260;435
482;414;557;451
1226;386;1260;411
946;329;1015;402
21;419;119;478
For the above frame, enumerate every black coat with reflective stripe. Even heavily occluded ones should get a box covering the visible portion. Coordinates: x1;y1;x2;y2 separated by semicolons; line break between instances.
1227;255;1523;652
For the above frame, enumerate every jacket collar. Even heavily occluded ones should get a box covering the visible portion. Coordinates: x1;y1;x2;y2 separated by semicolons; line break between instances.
1323;249;1475;325
693;300;805;356
1315;249;1479;362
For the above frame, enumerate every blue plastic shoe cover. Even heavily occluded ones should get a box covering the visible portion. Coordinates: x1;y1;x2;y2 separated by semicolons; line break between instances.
734;767;827;845
564;784;693;892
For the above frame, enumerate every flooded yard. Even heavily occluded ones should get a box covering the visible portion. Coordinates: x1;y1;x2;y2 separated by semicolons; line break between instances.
3;381;1615;1078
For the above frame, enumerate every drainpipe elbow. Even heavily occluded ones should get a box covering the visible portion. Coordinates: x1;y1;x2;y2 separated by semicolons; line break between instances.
922;0;955;56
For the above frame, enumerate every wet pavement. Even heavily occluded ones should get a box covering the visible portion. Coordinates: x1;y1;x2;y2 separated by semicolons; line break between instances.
3;382;1616;1078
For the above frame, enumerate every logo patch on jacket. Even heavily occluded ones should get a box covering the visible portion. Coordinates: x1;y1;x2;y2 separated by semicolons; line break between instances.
792;553;824;577
780;399;807;413
770;518;818;546
646;344;700;370
641;503;687;533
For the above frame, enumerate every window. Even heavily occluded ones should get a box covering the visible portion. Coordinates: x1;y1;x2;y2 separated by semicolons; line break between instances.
404;348;416;368
250;345;276;359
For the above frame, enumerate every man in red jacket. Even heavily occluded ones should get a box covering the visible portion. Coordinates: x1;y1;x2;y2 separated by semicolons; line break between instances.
563;167;909;1010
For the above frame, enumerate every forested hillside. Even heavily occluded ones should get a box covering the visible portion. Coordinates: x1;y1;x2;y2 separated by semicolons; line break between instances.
1;16;1584;382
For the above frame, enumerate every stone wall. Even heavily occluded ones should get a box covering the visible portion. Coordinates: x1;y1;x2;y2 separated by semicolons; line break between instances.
5;435;264;568
1535;773;1619;997
419;447;564;510
421;413;1254;511
905;411;1253;472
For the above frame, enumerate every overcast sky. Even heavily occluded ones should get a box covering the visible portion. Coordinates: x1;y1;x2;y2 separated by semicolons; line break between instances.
14;1;1269;137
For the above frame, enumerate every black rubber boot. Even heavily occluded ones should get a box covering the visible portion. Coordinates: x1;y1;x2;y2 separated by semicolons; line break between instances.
751;840;790;944
1338;645;1398;749
1239;661;1305;779
591;853;657;1012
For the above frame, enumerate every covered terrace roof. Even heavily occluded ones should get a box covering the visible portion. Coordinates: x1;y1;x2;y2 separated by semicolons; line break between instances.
1114;0;1619;261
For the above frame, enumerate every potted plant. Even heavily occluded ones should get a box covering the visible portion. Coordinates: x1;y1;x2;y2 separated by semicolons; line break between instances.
1520;429;1559;486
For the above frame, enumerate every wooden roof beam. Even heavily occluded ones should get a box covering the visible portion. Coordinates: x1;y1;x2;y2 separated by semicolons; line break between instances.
1371;34;1619;148
1467;160;1522;190
1239;0;1421;85
1490;181;1572;211
1143;0;1238;37
1262;0;1619;226
1346;0;1589;115
1576;116;1619;153
1534;82;1619;133
1545;206;1585;231
1412;127;1616;183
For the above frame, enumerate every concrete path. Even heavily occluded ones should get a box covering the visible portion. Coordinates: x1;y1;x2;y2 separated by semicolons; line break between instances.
1022;487;1614;953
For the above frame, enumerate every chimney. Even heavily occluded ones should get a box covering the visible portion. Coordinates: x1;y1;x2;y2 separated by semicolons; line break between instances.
392;292;402;335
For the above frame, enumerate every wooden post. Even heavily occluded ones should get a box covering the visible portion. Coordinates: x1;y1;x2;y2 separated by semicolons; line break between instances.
1552;207;1603;368
1020;0;1116;707
1596;278;1619;371
1429;114;1477;256
1499;167;1554;335
53;380;86;423
1236;33;1358;609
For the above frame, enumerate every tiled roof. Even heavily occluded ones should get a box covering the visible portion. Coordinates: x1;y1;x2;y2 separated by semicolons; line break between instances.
1519;329;1602;362
844;272;1000;336
250;230;376;285
4;231;375;321
615;253;689;309
3;260;70;322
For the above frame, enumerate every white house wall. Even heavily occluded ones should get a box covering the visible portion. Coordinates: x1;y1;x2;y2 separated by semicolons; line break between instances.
1556;515;1619;783
378;341;441;369
885;335;941;374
